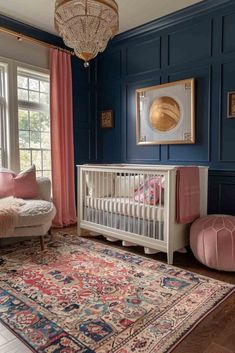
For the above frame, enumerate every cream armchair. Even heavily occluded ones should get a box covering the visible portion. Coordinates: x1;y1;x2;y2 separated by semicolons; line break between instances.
1;177;56;250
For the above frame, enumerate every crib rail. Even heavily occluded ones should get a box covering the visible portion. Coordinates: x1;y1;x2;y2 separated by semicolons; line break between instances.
78;164;172;246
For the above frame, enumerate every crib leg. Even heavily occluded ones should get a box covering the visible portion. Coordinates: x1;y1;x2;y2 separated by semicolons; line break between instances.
167;251;174;265
77;227;87;236
77;227;93;237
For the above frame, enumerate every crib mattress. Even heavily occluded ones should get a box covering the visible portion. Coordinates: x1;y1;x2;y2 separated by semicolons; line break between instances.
85;196;164;221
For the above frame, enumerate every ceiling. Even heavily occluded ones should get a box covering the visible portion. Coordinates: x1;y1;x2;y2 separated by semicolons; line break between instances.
0;0;203;36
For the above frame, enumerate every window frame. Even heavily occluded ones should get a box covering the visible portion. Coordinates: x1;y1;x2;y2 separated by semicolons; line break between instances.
0;61;9;167
0;56;50;174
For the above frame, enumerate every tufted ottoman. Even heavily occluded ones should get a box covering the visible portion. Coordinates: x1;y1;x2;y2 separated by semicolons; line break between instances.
190;215;235;271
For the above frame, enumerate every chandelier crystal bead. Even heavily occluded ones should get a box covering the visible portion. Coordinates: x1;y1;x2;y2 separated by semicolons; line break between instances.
55;0;119;65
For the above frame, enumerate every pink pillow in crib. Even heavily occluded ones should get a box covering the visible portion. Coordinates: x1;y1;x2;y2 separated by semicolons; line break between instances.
134;176;164;205
0;167;15;198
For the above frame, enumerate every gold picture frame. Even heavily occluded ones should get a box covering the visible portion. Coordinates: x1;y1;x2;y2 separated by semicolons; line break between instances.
227;92;235;118
136;78;195;145
100;110;114;128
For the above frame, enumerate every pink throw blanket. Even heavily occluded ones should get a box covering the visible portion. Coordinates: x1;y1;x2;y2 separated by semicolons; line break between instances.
176;167;200;224
0;197;25;237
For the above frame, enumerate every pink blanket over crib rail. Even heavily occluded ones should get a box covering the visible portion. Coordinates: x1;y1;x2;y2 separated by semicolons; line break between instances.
176;167;200;224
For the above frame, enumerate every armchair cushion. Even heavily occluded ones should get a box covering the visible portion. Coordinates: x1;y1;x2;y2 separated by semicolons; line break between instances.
17;199;56;227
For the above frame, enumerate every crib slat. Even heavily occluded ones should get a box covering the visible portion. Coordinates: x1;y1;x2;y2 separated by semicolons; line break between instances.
143;173;146;237
119;173;122;229
138;173;140;235
99;171;101;225
133;173;136;235
128;173;130;233
115;172;117;229
92;171;95;223
95;171;98;224
124;173;126;231
153;174;156;239
159;174;162;241
103;171;105;225
83;170;86;221
148;173;150;239
110;172;113;228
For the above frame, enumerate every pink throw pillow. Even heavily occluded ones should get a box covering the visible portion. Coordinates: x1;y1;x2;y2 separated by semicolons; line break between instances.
0;168;15;198
14;165;39;199
134;176;164;205
0;165;38;199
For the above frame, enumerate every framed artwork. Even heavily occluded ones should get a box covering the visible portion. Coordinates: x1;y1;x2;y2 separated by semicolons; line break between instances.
227;92;235;118
100;110;114;128
136;78;195;145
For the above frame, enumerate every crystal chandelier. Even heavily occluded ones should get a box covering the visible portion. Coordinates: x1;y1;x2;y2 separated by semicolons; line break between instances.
55;0;119;67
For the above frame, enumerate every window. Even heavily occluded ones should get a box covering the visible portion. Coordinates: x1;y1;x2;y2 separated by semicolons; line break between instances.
17;68;51;178
0;58;51;178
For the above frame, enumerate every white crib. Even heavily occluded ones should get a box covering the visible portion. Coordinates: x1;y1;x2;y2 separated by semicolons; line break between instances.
77;164;208;264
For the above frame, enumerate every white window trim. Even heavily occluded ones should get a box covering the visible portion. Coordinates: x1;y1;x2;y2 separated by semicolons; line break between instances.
0;61;9;167
0;56;50;172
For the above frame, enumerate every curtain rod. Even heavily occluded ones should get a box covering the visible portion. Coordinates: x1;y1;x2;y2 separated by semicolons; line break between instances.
0;26;75;56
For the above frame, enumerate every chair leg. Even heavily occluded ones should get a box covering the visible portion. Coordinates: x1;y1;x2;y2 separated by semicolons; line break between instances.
40;236;45;251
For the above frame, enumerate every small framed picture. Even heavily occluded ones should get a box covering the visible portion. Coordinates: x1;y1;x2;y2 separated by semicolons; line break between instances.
227;92;235;118
100;110;114;128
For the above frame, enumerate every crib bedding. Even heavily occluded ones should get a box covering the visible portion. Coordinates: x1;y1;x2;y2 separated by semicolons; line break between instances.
85;196;164;222
84;207;164;240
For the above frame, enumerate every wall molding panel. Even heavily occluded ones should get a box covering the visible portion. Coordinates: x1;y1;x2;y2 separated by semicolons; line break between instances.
166;65;212;163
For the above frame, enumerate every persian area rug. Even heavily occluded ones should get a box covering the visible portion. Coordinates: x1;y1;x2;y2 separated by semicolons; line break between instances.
0;236;234;353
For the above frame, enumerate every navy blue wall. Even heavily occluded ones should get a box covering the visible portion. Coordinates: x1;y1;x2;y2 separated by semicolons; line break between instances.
94;0;235;215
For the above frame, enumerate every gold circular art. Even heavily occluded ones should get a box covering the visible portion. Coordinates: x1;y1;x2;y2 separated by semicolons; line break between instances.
149;96;181;132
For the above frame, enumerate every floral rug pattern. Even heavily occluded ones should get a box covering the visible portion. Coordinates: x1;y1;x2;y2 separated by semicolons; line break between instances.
0;235;234;353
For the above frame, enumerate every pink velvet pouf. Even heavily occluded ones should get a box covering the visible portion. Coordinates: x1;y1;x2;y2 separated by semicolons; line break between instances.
190;215;235;271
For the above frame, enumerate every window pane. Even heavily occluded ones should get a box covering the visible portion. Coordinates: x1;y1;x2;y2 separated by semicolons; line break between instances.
40;92;49;104
30;131;41;148
43;150;51;170
18;109;29;130
18;88;28;101
32;150;42;170
29;90;39;103
41;132;50;149
40;81;49;93
19;130;29;148
18;76;28;89
40;112;50;131
29;78;39;91
30;111;40;131
20;149;31;170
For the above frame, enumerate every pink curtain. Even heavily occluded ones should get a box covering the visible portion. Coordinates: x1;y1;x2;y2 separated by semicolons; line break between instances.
50;48;77;228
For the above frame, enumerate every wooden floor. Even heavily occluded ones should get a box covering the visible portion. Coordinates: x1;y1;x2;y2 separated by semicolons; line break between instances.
0;226;234;353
